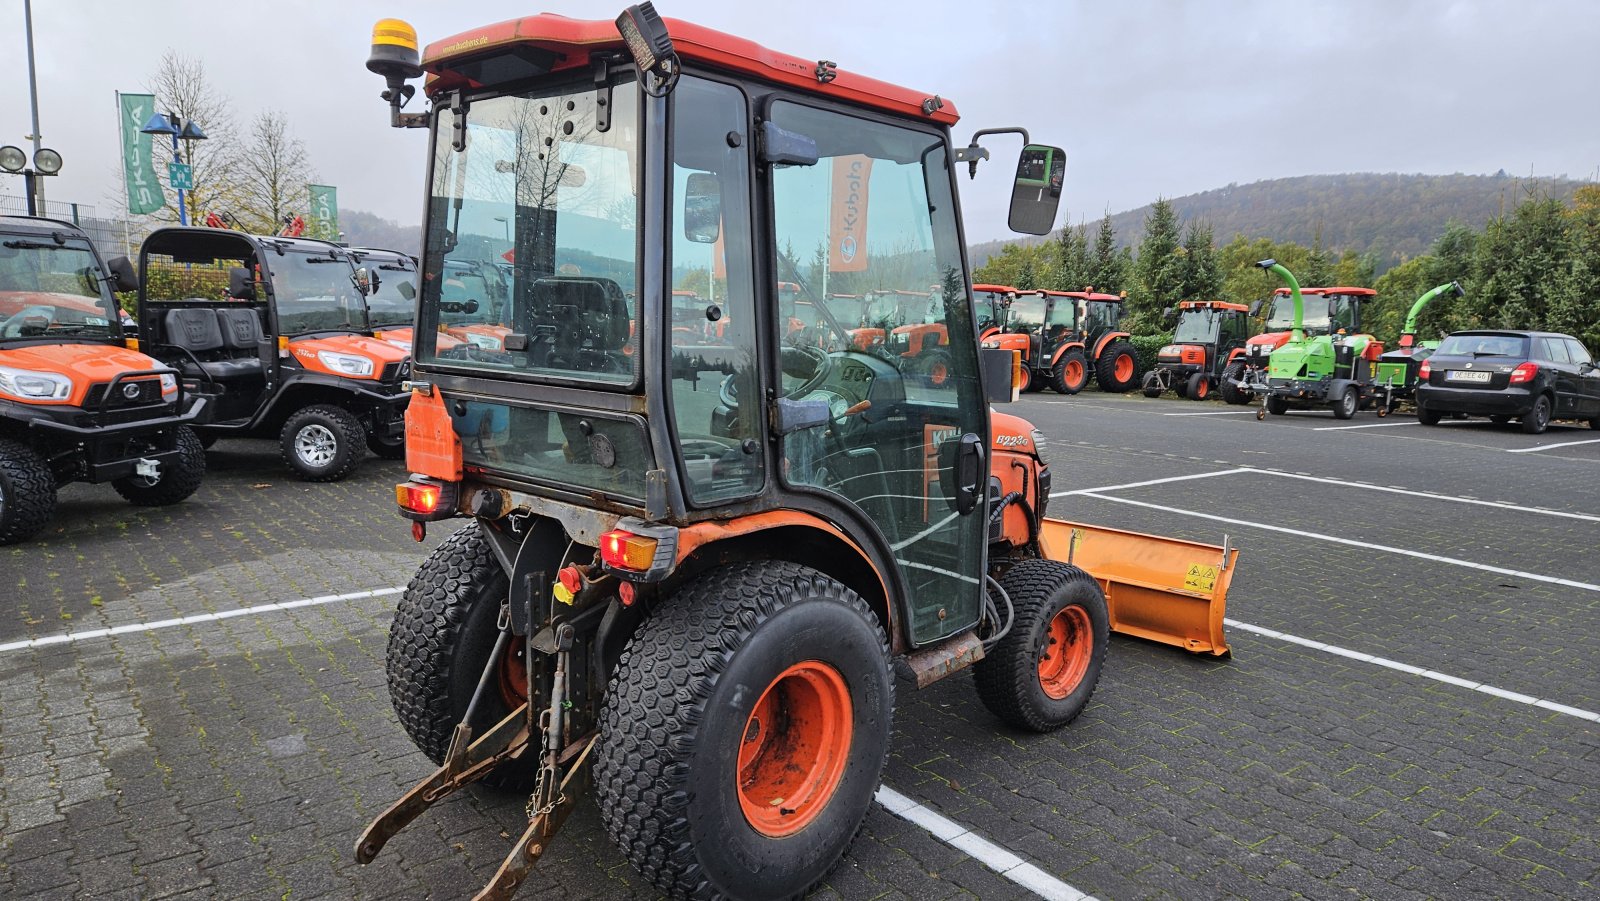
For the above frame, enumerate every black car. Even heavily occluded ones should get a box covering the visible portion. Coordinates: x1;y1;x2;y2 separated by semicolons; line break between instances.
1415;330;1600;434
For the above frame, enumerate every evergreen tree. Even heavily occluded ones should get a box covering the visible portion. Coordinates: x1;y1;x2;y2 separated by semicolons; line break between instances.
1050;213;1092;291
1089;211;1128;294
1131;198;1184;330
1179;221;1222;300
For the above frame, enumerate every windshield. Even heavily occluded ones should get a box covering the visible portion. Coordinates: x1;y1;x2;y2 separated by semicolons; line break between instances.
1173;309;1219;344
364;258;418;327
0;238;117;340
270;250;367;334
1265;294;1332;332
1437;333;1528;357
1007;294;1046;330
417;76;640;384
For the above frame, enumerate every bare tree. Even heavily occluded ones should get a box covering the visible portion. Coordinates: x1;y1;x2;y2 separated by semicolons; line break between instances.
232;110;316;235
145;50;238;225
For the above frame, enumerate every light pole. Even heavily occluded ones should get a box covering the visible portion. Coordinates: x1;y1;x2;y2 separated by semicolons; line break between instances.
493;216;509;242
140;112;207;226
0;144;62;216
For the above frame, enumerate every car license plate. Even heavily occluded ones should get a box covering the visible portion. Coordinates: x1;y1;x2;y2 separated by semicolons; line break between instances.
1447;370;1491;383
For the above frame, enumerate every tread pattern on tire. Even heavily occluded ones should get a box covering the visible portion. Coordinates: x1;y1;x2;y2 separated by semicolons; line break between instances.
973;559;1108;733
366;429;407;460
594;560;891;900
280;404;365;482
1095;340;1140;392
0;437;57;545
1052;350;1087;395
113;426;206;506
1220;361;1249;405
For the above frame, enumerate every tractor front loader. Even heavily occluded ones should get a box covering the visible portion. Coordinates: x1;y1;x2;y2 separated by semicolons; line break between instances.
356;9;1238;899
1373;281;1464;414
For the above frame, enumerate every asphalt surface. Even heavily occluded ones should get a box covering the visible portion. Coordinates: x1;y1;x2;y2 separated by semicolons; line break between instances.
1;392;1597;900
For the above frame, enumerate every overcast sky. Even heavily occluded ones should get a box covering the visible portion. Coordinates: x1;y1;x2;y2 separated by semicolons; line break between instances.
2;0;1596;244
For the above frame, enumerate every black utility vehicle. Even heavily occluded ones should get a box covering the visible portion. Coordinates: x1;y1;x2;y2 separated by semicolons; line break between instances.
1415;330;1600;434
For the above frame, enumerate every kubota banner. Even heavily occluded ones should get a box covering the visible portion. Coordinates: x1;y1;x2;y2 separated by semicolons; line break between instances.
829;155;872;272
118;93;166;216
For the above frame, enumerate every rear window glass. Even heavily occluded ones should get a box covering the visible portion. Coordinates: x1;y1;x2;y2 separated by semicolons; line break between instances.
1437;334;1528;357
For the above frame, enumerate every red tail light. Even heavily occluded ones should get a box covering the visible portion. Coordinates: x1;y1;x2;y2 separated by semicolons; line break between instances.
599;529;659;571
396;482;440;514
1418;359;1431;381
1509;362;1538;384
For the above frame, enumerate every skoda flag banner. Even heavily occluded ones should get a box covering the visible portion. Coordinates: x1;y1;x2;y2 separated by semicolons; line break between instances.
307;185;339;240
118;93;166;216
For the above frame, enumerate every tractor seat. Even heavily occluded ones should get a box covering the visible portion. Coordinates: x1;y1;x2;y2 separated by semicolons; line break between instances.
163;308;263;380
533;277;630;350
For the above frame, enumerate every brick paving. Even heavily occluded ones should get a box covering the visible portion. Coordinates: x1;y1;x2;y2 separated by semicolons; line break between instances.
2;407;1597;899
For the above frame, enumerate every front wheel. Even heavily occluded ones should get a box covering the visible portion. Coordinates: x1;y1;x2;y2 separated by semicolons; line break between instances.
596;561;892;900
1220;361;1250;405
974;560;1109;732
1265;394;1288;416
1095;340;1140;392
1331;385;1358;420
1186;372;1212;401
1140;370;1163;398
1052;350;1089;395
0;438;57;545
1521;395;1552;434
280;404;365;481
112;426;206;506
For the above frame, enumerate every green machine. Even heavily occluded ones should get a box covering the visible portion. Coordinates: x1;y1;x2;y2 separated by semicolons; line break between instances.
1247;259;1383;420
1372;281;1465;414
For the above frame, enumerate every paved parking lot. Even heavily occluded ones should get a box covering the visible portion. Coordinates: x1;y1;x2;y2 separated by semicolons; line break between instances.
2;394;1597;899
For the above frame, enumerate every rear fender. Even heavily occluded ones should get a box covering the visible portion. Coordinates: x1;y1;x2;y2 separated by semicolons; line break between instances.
1092;330;1132;360
1037;518;1236;656
1047;341;1087;367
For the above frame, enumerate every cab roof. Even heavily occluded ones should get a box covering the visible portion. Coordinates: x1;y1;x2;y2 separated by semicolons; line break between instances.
1179;300;1249;311
972;284;1016;294
421;13;960;125
1022;289;1120;302
1271;286;1376;298
0;215;93;240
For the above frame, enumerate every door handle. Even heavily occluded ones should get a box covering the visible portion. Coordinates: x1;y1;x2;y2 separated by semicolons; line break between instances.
955;432;983;515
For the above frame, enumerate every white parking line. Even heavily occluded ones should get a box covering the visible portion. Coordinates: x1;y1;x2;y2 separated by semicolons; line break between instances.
1224;619;1600;724
1161;410;1257;416
0;587;405;655
1507;438;1600;454
1077;492;1600;594
1311;421;1419;431
876;786;1093;900
1246;468;1600;523
1049;467;1251;498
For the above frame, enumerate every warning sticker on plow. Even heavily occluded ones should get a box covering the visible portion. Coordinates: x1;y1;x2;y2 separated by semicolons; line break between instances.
1184;564;1219;593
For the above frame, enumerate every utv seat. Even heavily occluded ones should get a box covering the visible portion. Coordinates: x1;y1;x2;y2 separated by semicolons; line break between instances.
163;308;264;381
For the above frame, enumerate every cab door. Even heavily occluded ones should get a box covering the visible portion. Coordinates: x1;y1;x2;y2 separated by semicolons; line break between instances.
764;98;987;645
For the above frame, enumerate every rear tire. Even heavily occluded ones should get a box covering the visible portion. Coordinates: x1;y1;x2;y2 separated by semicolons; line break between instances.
0;438;57;546
280;404;365;481
1417;405;1442;426
974;559;1109;732
595;561;892;900
366;429;407;460
918;347;954;387
1219;361;1249;405
385;521;534;791
1051;350;1089;395
1331;386;1358;420
1186;372;1211;401
1520;395;1552;434
1265;394;1287;416
1095;340;1140;392
112;426;206;506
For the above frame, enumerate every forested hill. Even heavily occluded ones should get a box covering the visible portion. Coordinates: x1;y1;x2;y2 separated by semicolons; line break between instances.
970;173;1591;272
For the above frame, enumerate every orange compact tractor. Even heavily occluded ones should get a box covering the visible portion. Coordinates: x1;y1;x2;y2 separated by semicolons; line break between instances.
0;216;207;544
358;8;1236;899
136;228;411;478
974;283;1014;340
1144;300;1255;402
981;288;1140;394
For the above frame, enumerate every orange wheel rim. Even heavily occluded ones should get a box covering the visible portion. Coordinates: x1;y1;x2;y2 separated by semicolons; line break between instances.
736;660;853;837
1114;355;1134;382
1195;380;1208;399
1038;606;1092;700
497;636;529;708
1066;360;1084;385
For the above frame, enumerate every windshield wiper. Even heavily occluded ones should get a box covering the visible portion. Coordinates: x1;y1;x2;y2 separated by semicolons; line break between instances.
3;239;66;250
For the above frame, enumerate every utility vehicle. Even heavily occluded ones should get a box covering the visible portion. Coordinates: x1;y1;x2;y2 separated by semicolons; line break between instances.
981;288;1139;394
0;215;206;543
1232;283;1377;398
136;228;410;477
1238;260;1385;420
1143;300;1253;401
357;9;1235;899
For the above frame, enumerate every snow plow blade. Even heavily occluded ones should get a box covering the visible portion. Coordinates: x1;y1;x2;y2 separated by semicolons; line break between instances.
1039;518;1236;656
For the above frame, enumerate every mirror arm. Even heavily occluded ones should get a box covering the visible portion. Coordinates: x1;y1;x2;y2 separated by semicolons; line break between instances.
592;54;621;133
955;127;1032;179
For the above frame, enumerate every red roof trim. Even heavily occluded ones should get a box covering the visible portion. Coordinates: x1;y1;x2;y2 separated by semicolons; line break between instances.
1178;300;1250;311
972;284;1016;294
422;14;959;124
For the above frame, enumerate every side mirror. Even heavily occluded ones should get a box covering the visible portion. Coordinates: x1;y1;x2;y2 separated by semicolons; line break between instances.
106;255;139;293
228;267;256;301
1162;306;1175;320
354;266;377;295
1008;144;1065;236
683;172;721;244
1248;300;1262;317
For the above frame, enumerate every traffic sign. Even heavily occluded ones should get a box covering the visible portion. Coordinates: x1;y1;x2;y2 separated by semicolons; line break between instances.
168;162;194;191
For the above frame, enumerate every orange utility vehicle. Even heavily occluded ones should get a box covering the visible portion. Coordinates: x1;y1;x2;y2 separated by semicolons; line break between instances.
0;216;206;544
136;228;411;478
359;8;1235;899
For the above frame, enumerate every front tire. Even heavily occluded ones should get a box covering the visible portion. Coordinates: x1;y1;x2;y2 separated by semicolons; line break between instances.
1265;394;1287;416
385;521;534;790
595;561;893;900
1219;361;1250;405
366;429;407;460
1140;370;1163;398
1095;340;1140;392
1520;395;1552;434
974;560;1109;732
1331;385;1358;420
112;426;206;506
1186;372;1211;401
0;438;57;546
280;404;365;481
1052;350;1089;395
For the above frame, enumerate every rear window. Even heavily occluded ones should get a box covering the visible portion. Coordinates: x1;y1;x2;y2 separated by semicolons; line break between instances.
1437;334;1528;357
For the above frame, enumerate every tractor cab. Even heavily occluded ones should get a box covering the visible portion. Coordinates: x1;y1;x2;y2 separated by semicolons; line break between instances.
136;228;410;479
973;283;1014;339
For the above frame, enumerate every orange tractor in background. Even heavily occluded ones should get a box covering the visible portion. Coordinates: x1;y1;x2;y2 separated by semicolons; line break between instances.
975;282;1014;340
358;8;1236;899
982;288;1141;394
1144;300;1255;402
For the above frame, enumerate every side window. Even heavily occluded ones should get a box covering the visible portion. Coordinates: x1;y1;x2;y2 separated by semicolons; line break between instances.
1537;337;1569;363
666;76;763;504
1563;338;1591;365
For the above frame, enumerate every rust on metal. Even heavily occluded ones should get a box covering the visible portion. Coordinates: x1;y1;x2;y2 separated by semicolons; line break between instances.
897;631;985;689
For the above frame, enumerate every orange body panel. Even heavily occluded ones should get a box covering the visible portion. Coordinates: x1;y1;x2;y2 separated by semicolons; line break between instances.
373;326;465;352
404;389;464;481
987;333;1028;355
1038;519;1234;656
0;343;170;407
849;328;886;351
1091;330;1131;360
289;334;408;380
989;410;1041;548
1245;331;1291;354
894;323;948;356
1047;340;1087;367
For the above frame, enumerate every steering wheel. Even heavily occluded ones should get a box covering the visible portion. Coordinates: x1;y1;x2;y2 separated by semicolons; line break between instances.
719;344;833;410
